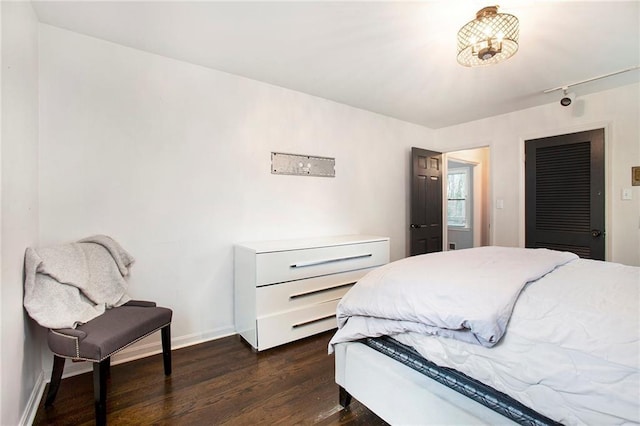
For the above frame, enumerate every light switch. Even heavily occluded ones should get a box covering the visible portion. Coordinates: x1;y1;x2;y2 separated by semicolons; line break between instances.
496;199;504;209
622;188;632;200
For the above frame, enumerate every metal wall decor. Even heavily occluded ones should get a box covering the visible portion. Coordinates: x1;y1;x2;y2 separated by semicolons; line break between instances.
271;152;336;177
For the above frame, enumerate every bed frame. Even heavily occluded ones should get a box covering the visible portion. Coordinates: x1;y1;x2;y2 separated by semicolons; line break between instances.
335;339;558;425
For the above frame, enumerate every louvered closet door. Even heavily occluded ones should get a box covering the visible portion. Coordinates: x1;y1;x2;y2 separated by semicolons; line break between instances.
525;129;605;260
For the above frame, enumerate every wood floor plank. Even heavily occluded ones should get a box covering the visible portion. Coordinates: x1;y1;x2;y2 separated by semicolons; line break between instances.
34;330;388;425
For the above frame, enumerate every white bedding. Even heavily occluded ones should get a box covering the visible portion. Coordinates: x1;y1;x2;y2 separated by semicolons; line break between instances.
330;246;577;349
331;248;640;425
395;258;640;425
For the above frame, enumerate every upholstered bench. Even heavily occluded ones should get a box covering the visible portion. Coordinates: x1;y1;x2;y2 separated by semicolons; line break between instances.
44;301;172;426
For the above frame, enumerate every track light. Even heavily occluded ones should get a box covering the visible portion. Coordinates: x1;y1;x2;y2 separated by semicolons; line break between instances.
543;66;640;94
560;88;576;107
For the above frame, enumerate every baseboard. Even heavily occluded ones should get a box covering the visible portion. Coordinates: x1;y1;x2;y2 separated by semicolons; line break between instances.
43;325;237;380
20;370;46;426
112;325;237;366
170;326;237;351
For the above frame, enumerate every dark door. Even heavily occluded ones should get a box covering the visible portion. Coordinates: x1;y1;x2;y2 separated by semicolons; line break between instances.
410;147;443;256
525;129;605;260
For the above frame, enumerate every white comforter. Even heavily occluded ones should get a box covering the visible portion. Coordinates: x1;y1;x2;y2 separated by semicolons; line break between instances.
329;246;577;350
329;247;640;424
395;258;640;425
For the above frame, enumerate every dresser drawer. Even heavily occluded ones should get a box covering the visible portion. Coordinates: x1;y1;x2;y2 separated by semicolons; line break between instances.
235;235;389;351
256;268;372;316
255;240;388;286
256;300;339;350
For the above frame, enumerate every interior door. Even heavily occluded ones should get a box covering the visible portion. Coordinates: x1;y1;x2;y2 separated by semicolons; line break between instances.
410;147;443;256
525;129;605;260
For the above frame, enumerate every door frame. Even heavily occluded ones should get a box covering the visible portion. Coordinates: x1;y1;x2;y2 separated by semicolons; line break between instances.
447;159;475;250
518;122;613;260
441;145;492;251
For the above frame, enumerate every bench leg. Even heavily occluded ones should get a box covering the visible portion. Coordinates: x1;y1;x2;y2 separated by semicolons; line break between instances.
161;325;172;376
93;359;109;426
339;386;352;408
45;355;66;407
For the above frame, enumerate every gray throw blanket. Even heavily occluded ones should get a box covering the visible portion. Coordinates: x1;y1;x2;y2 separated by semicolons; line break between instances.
24;235;134;329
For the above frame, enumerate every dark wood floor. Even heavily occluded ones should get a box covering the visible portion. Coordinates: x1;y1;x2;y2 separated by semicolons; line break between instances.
34;330;388;425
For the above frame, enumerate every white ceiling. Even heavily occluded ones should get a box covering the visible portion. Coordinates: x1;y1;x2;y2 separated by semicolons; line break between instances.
31;1;640;129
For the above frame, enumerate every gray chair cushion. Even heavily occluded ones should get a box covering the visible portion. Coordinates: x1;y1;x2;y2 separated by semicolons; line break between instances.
48;303;172;362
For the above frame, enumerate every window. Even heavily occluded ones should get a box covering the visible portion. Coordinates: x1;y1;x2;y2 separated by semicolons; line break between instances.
447;167;470;227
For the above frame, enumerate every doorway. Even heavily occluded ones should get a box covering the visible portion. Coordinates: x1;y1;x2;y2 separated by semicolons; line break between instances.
445;147;490;250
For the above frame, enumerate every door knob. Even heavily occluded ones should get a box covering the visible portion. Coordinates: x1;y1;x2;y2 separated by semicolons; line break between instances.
410;224;427;229
591;229;602;238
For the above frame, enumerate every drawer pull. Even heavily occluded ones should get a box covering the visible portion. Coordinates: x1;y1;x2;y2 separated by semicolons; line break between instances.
290;253;372;269
289;282;355;300
289;281;355;300
292;314;336;329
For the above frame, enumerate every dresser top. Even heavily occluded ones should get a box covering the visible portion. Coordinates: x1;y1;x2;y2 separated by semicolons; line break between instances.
236;235;389;253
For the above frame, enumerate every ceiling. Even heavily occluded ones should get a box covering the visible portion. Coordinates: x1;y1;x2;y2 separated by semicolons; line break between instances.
31;1;640;129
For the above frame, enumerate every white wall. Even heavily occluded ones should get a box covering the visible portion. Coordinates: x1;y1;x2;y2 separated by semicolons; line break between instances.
38;25;434;352
1;2;42;425
433;84;640;266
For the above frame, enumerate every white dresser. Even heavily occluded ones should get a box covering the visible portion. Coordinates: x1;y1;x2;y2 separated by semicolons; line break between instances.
234;235;390;351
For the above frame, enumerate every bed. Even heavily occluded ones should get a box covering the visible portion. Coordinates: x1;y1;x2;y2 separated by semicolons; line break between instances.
329;246;639;425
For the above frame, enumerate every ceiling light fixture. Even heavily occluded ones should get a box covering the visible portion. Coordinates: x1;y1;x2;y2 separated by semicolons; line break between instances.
457;5;519;67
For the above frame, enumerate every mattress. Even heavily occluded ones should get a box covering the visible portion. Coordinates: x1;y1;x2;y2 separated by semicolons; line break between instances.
335;340;519;425
361;335;560;426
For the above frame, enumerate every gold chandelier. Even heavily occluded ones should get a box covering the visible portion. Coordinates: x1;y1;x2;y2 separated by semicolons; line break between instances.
457;6;519;67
